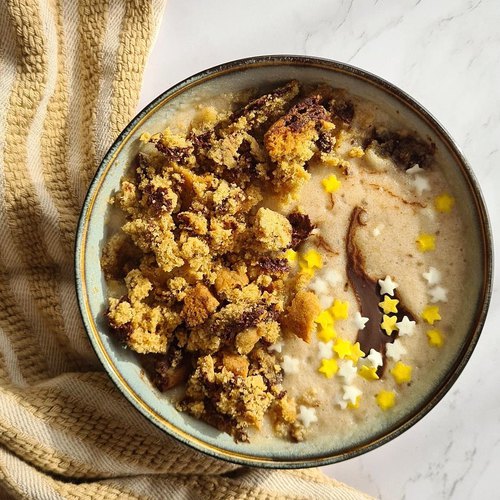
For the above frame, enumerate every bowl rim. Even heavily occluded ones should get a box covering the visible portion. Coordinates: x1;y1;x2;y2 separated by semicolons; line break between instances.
75;54;493;469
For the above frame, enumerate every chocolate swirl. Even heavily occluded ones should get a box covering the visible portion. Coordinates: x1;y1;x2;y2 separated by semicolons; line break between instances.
346;207;414;375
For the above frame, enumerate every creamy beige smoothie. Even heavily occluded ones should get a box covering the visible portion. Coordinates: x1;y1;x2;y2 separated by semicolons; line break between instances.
102;81;466;444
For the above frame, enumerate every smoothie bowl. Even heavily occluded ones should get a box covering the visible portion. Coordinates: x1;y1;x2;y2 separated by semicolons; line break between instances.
75;56;492;467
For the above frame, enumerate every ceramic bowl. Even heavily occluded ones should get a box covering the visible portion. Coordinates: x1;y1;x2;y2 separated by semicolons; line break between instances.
75;55;493;468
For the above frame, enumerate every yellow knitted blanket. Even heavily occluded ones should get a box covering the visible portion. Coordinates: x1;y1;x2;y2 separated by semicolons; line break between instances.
0;1;373;498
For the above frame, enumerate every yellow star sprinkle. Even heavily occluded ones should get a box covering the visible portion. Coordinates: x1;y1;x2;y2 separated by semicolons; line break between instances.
381;314;398;335
317;324;337;342
348;396;361;409
434;193;455;213
330;299;349;320
427;329;444;347
391;361;413;384
322;174;342;193
359;365;379;380
421;305;441;325
346;342;365;364
416;233;436;252
318;358;338;378
333;338;353;359
378;296;399;314
376;390;396;410
315;310;334;330
284;249;298;262
300;249;323;270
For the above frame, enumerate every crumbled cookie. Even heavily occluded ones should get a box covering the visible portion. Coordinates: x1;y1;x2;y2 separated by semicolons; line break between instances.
265;96;330;164
179;355;274;440
149;128;195;166
103;81;347;442
222;352;250;378
153;344;190;391
264;95;335;198
215;267;249;298
282;290;321;343
235;327;261;355
298;388;320;407
271;394;298;436
253;207;292;251
182;283;219;327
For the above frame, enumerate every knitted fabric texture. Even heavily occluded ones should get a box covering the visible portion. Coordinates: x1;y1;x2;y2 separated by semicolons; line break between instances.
0;0;373;498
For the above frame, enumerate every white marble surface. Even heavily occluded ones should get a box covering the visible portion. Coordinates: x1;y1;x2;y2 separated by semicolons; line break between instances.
137;1;500;498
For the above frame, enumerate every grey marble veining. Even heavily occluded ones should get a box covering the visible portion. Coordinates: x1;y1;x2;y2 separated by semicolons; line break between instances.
137;1;500;498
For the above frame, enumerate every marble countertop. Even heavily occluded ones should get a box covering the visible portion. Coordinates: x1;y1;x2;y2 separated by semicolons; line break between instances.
138;1;499;498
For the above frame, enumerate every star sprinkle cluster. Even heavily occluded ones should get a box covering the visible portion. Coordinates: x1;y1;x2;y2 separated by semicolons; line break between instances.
276;150;458;425
421;266;448;346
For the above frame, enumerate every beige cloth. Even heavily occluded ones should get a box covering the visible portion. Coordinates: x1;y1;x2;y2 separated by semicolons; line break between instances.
0;0;373;498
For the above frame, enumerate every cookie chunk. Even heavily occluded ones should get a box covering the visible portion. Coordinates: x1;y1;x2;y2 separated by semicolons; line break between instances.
214;267;249;298
253;207;292;251
182;283;219;327
282;290;321;343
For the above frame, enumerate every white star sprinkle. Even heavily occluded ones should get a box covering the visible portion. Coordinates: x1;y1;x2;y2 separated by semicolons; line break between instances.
411;175;430;196
282;355;300;374
342;385;362;404
268;341;283;353
319;294;333;309
338;360;357;384
372;224;384;237
323;269;343;287
366;349;383;368
309;277;328;296
386;339;407;361
406;164;424;175
318;340;334;359
298;405;318;428
429;286;448;303
353;311;369;330
378;275;399;296
395;316;416;337
423;267;441;286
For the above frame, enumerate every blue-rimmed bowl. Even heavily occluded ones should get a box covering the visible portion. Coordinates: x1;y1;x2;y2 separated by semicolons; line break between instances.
75;55;492;468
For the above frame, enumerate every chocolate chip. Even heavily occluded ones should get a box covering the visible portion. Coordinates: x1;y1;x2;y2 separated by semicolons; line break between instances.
151;135;193;164
143;185;173;215
287;212;315;249
317;132;335;153
258;257;290;274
